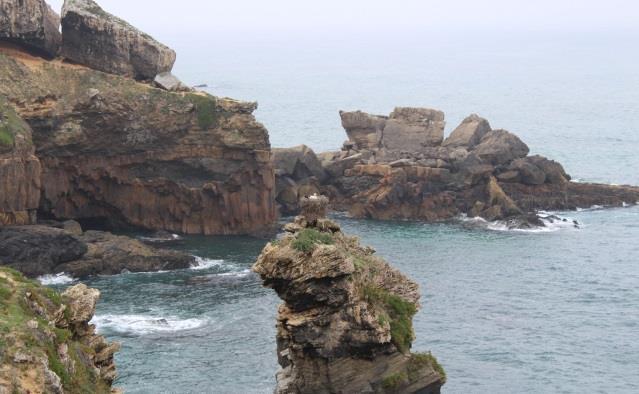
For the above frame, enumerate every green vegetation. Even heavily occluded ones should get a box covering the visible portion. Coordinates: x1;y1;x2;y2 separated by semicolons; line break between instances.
291;228;334;253
362;286;417;353
410;352;446;383
381;371;408;390
187;93;219;129
0;126;13;147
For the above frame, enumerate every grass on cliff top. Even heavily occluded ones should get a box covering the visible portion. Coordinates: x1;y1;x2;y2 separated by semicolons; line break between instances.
186;93;219;129
0;267;110;393
362;285;417;354
291;228;334;253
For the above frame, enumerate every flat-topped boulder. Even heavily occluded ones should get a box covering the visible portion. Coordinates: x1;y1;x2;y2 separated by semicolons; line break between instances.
383;107;446;153
0;0;61;57
61;0;176;80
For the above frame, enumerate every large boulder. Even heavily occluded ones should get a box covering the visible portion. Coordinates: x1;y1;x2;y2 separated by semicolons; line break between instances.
473;129;529;165
0;0;61;57
527;155;570;184
339;110;386;151
508;158;546;185
273;145;327;182
0;98;41;226
61;0;176;80
0;226;87;277
382;107;445;152
442;114;491;149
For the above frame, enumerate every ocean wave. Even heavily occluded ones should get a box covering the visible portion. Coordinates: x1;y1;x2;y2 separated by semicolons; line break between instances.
458;213;579;233
37;273;77;286
91;314;208;335
190;257;225;270
576;205;604;212
212;269;252;278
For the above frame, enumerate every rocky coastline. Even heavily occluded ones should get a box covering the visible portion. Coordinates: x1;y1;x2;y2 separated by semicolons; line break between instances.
274;109;639;228
254;196;445;393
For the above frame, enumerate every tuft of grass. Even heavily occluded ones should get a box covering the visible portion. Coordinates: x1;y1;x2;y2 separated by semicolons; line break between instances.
0;126;13;146
186;93;219;129
362;286;417;353
381;371;408;390
410;352;446;383
291;228;334;253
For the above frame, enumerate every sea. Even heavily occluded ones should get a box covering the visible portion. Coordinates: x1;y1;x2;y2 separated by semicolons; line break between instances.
42;30;639;393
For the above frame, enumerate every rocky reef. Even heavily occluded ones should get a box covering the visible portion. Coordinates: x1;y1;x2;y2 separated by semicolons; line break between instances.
0;267;118;393
275;109;639;227
253;196;445;393
0;0;276;236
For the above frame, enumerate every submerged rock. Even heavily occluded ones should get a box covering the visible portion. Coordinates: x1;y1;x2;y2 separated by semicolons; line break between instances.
0;0;62;57
253;197;445;393
0;268;119;392
61;0;176;80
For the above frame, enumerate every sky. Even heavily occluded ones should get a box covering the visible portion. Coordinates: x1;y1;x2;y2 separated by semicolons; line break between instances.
48;0;639;35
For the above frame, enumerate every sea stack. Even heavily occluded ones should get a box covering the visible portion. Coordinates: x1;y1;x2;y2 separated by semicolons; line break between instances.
253;196;445;393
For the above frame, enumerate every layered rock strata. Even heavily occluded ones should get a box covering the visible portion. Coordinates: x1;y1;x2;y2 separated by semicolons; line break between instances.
0;0;61;57
61;0;176;80
0;269;119;393
253;196;445;393
0;48;276;235
276;109;639;226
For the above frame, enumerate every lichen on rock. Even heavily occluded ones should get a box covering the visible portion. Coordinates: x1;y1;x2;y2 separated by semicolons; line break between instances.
253;197;445;393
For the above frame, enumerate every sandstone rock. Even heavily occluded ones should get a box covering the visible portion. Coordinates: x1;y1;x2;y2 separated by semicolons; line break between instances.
61;283;100;324
442;114;491;148
509;158;546;185
0;0;61;57
0;50;275;235
0;225;87;277
153;72;191;92
323;153;363;178
339;110;386;150
383;107;445;152
0;98;41;226
473;129;529;165
61;0;176;80
273;145;327;182
253;201;445;393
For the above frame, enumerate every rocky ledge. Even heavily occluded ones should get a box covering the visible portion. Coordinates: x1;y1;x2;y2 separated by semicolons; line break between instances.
0;268;119;393
253;196;445;393
0;221;194;278
275;109;639;227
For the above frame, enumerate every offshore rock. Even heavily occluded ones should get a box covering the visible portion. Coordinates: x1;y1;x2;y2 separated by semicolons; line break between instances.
253;197;445;393
0;98;41;225
61;0;176;80
0;269;119;392
0;0;61;57
273;145;327;214
0;47;276;235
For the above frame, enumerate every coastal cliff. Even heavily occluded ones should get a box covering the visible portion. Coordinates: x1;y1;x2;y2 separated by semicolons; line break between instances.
0;0;276;236
275;109;639;227
0;267;119;393
254;197;445;393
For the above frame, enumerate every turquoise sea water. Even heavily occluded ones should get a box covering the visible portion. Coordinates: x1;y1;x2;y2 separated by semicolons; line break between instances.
49;31;639;393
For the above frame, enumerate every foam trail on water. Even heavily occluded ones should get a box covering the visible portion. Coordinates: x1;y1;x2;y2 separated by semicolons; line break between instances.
91;314;208;335
190;257;225;270
37;273;76;286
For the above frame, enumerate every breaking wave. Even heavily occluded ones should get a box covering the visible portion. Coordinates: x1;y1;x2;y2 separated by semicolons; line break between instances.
91;314;209;335
37;273;77;286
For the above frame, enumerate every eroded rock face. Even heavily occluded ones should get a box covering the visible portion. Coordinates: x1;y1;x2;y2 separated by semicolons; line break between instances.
0;0;61;57
442;114;491;149
383;107;445;153
253;198;445;393
273;145;327;214
474;129;529;165
0;98;41;226
0;51;276;235
0;271;120;392
61;0;176;80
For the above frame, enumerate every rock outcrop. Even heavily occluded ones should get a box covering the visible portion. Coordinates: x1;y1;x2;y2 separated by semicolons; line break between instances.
253;196;445;393
273;145;326;214
0;98;41;226
61;0;176;80
0;268;119;393
0;0;62;57
275;108;639;227
0;223;194;278
0;46;276;235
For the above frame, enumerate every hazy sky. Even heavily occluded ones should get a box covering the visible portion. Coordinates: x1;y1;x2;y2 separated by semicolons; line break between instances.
48;0;638;35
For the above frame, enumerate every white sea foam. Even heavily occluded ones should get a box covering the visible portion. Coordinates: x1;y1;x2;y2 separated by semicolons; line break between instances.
213;269;252;278
190;257;225;270
37;273;76;286
458;213;579;233
91;314;208;335
576;205;604;212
